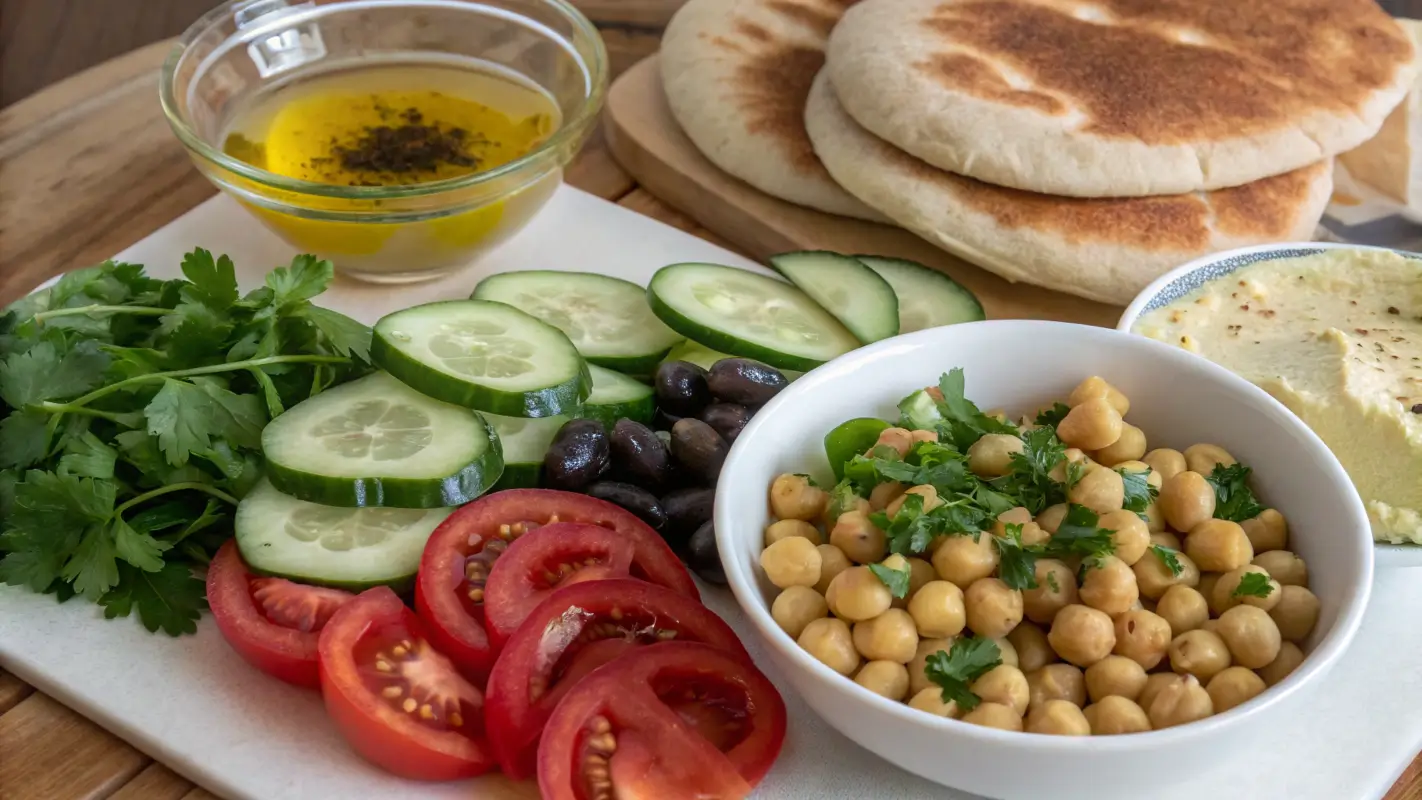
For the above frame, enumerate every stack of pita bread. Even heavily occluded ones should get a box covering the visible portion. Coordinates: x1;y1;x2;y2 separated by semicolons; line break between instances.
660;0;1420;304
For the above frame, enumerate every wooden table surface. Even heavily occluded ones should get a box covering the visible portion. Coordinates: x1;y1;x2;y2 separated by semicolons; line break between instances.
0;2;1419;798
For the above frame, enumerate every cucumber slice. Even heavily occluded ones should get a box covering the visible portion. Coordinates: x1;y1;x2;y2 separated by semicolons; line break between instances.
235;479;454;591
855;256;986;333
579;364;655;427
262;371;503;508
769;251;899;344
898;389;943;431
647;263;860;371
372;299;590;417
484;412;566;489
471;271;681;375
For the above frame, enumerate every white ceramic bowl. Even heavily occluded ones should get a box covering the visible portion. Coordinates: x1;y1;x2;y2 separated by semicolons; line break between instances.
1115;242;1422;568
714;320;1372;800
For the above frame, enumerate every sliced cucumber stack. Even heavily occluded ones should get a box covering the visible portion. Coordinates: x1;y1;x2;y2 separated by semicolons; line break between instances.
580;364;655;427
235;479;455;591
647;263;860;371
769;251;899;344
856;255;985;334
483;412;566;489
372;299;590;417
262;371;503;508
471;270;682;376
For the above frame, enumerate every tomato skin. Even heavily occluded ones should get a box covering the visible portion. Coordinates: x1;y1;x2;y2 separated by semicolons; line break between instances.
537;642;788;800
484;578;747;779
207;540;352;688
416;489;698;681
318;587;496;781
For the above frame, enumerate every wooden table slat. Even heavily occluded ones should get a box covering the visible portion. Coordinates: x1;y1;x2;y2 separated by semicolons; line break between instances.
107;764;196;800
0;694;147;800
0;669;35;716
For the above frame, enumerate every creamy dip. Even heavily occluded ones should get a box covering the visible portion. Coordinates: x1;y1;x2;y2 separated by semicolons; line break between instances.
1135;248;1422;543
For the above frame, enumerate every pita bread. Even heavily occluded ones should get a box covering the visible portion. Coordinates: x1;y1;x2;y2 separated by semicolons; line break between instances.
826;0;1416;197
804;70;1333;305
660;0;884;220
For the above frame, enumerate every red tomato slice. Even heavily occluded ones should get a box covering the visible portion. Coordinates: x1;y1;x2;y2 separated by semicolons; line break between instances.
318;587;496;780
206;540;354;688
484;578;746;779
538;642;787;800
415;489;697;680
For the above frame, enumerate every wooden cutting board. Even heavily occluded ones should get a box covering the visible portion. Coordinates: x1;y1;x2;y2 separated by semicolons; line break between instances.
602;55;1119;327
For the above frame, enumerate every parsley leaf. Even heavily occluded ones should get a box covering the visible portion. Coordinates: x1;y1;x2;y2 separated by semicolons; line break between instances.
0;411;49;469
64;524;119;599
934;369;1018;450
1046;504;1117;560
298;305;372;362
869;561;912;598
872;493;937;555
179;248;238;311
1206;463;1265;522
0;339;110;407
1034;402;1072;427
145;379;222;466
1045;570;1060;593
99;562;206;636
925;636;1003;712
1150;544;1184;577
993;523;1038;590
58;431;118;479
1232;571;1275;598
265;254;334;307
995;426;1069;514
1119;468;1158;514
825;478;864;527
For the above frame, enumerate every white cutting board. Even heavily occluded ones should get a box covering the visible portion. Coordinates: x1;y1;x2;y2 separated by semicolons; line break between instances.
1;185;1419;800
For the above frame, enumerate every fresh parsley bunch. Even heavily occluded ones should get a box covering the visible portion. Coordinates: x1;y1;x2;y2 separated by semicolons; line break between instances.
0;250;370;634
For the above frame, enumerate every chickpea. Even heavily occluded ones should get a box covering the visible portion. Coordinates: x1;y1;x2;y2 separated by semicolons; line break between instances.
968;433;1025;478
994;636;1020;668
1159;471;1216;533
1094;423;1147;466
868;481;907;512
769;473;830;521
1025;699;1091;735
932;533;999;589
814;544;852;594
1217;603;1281;670
1068;464;1125;514
798;618;859;675
764;518;822;547
908;687;959;717
1049;604;1116;667
1078;556;1140;616
1241;509;1289;553
1139;673;1183;712
1148;673;1214;729
1198;572;1221;608
1150;531;1183;551
908;580;966;638
900;557;937;604
873;427;914;458
852;608;919;663
1143;448;1187;482
771;586;829;638
1057;398;1124;451
1083;655;1148;703
908;638;954;696
1169;629;1232;682
1258;641;1305;686
1269;585;1320;643
761;536;822;589
1133;546;1199;600
1007;622;1057;673
910;429;939;444
1068;376;1130;416
961;702;1023;731
854;660;910;700
823;492;870;529
1211;565;1281;614
830;511;887;564
1200;619;1222;635
994;507;1048;547
1156;586;1210;634
1185;519;1253;572
1083;696;1151;735
1113;609;1172;670
971;664;1030;715
1253;551;1309;588
1048;447;1092;484
1143;501;1166;533
886;484;943;518
1023;559;1078;624
1207;667;1266;713
965;578;1024;639
1027;664;1086;709
1184;443;1236;475
1036;503;1068;534
826;566;892;622
1098;509;1150;566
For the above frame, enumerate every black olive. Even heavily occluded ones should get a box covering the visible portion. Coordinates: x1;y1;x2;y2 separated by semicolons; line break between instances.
661;487;715;549
670;418;729;483
542;419;610;491
653;409;684;432
585;481;666;529
687;520;725;584
654;361;712;417
707;358;787;406
609;419;671;491
699;402;753;444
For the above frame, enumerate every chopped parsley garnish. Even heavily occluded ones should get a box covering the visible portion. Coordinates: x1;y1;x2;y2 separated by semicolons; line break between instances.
1044;504;1117;561
1232;571;1275;598
993;523;1038;590
1045;570;1061;593
824;478;863;525
792;473;821;488
1150;544;1184;577
1034;402;1072;428
1119;468;1158;516
1206;463;1265;522
869;561;912;598
933;369;1018;451
993;426;1071;515
870;493;989;556
925;636;1003;712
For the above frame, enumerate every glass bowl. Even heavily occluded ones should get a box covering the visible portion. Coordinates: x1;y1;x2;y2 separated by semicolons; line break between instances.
161;0;608;283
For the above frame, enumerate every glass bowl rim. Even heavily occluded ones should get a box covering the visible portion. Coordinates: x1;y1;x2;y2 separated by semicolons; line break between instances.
158;0;609;201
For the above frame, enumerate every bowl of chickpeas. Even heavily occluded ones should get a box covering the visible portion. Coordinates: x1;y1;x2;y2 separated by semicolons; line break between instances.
714;320;1371;800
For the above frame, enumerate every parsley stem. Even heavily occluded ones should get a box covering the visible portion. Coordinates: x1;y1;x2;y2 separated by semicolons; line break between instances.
114;482;239;516
39;354;353;413
32;304;170;323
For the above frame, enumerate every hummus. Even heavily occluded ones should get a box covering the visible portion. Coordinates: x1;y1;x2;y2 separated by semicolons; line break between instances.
1135;248;1422;544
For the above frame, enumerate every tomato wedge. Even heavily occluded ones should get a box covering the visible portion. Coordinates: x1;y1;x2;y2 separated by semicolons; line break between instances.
415;489;697;680
318;587;496;780
207;540;354;688
538;642;787;800
484;578;747;779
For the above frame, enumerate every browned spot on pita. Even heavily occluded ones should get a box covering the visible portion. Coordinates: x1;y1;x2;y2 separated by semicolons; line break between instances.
922;0;1413;143
767;0;862;38
711;35;748;54
732;45;830;176
736;20;774;43
919;53;1066;115
1210;160;1327;238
